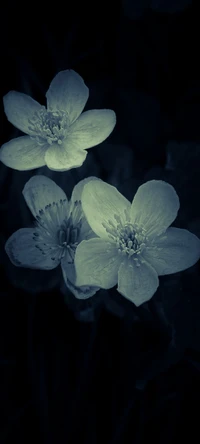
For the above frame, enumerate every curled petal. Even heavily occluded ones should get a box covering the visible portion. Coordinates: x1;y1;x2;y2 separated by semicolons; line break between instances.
0;136;46;171
130;180;180;239
22;175;68;218
81;180;131;239
70;177;102;243
68;109;116;149
44;139;87;171
74;238;121;288
78;217;98;243
61;256;99;299
70;176;101;206
3;91;42;135
46;70;89;124
5;228;60;270
118;258;159;306
143;227;200;275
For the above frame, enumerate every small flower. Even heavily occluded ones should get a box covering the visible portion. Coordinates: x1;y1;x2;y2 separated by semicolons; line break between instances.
74;179;200;306
5;175;100;299
0;70;116;171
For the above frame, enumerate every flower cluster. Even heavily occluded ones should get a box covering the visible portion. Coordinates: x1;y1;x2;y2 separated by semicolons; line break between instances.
1;69;200;307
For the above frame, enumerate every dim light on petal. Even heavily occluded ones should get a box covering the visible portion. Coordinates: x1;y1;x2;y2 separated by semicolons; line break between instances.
81;180;131;238
3;91;42;135
46;69;89;124
130;180;180;239
70;176;102;242
70;176;101;206
44;139;87;171
0;136;46;171
78;217;98;242
68;109;116;149
61;257;99;299
5;228;60;270
74;238;121;288
117;259;159;306
142;227;200;275
22;175;68;218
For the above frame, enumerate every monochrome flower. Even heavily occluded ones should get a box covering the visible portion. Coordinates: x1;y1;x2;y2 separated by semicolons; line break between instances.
74;179;200;306
0;70;116;171
5;175;99;299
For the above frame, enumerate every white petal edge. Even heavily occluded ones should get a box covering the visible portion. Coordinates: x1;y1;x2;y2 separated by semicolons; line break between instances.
44;139;87;171
142;227;200;275
46;69;89;124
3;91;43;135
74;238;122;288
5;228;60;270
81;180;131;239
117;258;159;306
22;175;68;218
61;257;99;299
130;180;180;239
70;177;102;242
70;176;102;206
68;109;116;149
0;136;46;171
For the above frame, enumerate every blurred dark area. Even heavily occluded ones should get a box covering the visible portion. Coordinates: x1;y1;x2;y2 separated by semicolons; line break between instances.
0;1;200;443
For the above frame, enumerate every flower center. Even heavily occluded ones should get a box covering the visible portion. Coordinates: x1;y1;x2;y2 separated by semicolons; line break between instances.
32;200;83;264
58;202;83;262
102;213;147;266
28;107;70;145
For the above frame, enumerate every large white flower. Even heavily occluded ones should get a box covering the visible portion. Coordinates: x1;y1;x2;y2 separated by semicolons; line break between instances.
74;179;200;306
0;70;116;171
5;175;99;299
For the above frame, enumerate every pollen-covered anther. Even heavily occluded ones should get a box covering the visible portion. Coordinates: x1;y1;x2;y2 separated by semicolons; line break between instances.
70;200;83;226
31;197;83;265
104;216;148;262
102;219;120;240
28;107;70;145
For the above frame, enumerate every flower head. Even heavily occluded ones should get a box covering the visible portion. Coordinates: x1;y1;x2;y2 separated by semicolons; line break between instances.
5;175;99;299
0;70;116;171
74;179;200;306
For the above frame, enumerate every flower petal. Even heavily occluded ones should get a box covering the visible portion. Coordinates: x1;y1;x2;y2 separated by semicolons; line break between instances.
46;70;89;124
70;177;102;242
78;217;98;242
130;180;180;238
74;238;121;288
22;175;68;218
142;227;200;275
68;109;116;149
44;139;87;171
3;91;42;134
70;176;101;205
0;136;46;171
81;180;131;238
5;228;60;270
61;256;99;299
118;259;159;306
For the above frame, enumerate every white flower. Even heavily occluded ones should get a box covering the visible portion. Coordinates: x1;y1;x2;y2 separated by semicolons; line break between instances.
5;175;100;299
0;70;116;171
74;179;200;306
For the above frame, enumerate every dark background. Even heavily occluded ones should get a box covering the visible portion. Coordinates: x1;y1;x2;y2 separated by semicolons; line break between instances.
0;1;200;443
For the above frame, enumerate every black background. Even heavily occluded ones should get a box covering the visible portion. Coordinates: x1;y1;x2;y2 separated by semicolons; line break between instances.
0;1;200;443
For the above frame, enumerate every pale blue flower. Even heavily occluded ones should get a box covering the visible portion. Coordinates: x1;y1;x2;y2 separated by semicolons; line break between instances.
74;179;200;306
0;70;116;171
5;175;99;299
